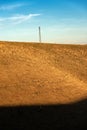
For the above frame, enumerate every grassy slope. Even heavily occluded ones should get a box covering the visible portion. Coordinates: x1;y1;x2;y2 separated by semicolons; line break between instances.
0;41;87;106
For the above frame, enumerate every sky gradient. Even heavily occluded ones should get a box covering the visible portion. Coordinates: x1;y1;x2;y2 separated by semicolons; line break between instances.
0;0;87;44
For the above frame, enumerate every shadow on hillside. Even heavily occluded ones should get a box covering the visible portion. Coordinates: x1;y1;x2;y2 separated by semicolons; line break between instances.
0;99;87;129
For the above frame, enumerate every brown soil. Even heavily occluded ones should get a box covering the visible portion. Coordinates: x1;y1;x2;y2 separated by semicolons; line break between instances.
0;41;87;106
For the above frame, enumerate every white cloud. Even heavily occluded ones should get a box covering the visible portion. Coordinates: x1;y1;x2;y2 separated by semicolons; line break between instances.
0;3;24;10
0;14;41;25
10;14;41;24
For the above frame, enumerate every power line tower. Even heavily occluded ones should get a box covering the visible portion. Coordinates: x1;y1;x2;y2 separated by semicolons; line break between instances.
38;26;41;43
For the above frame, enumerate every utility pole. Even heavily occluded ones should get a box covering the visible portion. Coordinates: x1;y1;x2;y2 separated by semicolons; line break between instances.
39;26;41;43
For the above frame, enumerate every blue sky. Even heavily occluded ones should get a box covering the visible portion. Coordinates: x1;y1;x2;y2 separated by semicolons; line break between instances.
0;0;87;43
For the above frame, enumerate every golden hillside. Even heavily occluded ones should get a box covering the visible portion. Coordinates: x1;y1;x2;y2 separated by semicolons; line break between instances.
0;41;87;106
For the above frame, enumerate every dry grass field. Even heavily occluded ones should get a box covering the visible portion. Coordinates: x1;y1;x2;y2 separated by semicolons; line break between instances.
0;41;87;106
